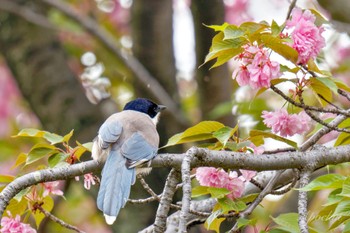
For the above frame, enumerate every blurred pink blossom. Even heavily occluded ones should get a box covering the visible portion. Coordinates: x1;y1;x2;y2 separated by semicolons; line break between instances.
83;173;96;190
286;8;325;64
262;109;311;137
42;181;64;197
239;169;257;181
235;45;280;89
225;0;252;25
195;167;254;200
249;143;265;155
0;212;36;233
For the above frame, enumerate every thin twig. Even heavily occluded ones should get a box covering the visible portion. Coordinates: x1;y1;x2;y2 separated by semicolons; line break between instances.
229;170;285;232
270;84;350;117
34;203;86;233
338;89;350;102
285;0;298;21
137;174;160;200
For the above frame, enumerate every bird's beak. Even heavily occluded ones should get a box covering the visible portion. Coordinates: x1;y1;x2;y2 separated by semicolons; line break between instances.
157;105;166;112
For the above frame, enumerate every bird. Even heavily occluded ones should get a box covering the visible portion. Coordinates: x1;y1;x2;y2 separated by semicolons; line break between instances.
91;98;166;225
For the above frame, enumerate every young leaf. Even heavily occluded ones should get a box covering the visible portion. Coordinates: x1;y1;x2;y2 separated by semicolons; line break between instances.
4;198;28;217
260;34;298;64
14;128;64;145
48;153;69;168
33;196;54;228
271;20;281;36
205;23;229;32
62;130;74;143
0;174;15;183
213;125;237;146
208;187;231;199
26;144;58;165
309;77;333;106
217;197;246;212
11;153;27;169
333;200;350;217
163;121;225;147
299;174;345;191
191;186;210;198
271;213;300;233
223;25;245;40
204;209;224;233
249;130;298;148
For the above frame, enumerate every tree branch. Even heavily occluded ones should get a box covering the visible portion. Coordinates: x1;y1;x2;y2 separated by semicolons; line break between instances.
153;169;181;233
179;147;196;233
298;170;312;233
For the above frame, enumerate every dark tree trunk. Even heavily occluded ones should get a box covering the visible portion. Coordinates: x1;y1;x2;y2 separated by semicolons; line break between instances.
0;1;116;142
191;0;234;126
131;0;185;142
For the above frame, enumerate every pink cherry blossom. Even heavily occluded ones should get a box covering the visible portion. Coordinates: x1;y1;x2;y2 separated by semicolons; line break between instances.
262;109;311;137
42;181;64;197
83;173;96;190
235;45;280;89
239;170;257;182
286;8;325;64
0;212;36;233
249;143;265;155
195;167;252;200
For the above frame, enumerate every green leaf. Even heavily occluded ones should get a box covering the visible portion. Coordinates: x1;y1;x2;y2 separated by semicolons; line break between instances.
339;179;350;198
217;197;246;212
315;77;338;94
299;174;345;191
323;188;343;206
204;209;224;232
334;79;350;93
14;128;64;145
205;23;229;32
62;130;74;143
5;198;28;217
260;34;298;63
239;22;268;35
271;20;281;36
204;31;247;68
48;153;69;168
208;187;231;199
307;59;323;74
191;186;210;198
0;174;15;183
11;153;27;169
329;216;350;231
212;125;237;146
271;213;300;233
33;195;54;228
333;200;350;217
249;130;298;148
26;144;58;165
309;77;333;106
164;121;225;147
223;25;245;40
237;217;257;229
335;132;350;146
14;187;31;202
309;9;328;26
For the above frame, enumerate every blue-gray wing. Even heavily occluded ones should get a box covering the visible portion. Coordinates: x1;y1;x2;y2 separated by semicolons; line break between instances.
120;132;158;168
98;119;123;149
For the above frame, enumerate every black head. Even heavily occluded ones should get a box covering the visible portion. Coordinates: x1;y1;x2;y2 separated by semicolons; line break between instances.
123;98;166;118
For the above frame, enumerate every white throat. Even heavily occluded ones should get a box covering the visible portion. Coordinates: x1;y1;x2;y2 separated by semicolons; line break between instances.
151;112;160;125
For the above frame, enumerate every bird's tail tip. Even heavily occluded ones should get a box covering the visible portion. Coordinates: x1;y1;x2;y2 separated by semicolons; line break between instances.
104;214;117;225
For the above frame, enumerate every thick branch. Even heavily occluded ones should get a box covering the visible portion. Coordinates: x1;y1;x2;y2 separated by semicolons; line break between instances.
0;160;101;217
298;170;312;233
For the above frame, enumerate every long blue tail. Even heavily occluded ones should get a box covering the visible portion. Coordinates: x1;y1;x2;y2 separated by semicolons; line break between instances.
97;150;135;224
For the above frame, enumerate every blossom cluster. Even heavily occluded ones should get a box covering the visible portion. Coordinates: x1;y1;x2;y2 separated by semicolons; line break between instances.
196;167;256;200
286;8;326;64
0;212;36;233
235;44;280;89
262;109;311;137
